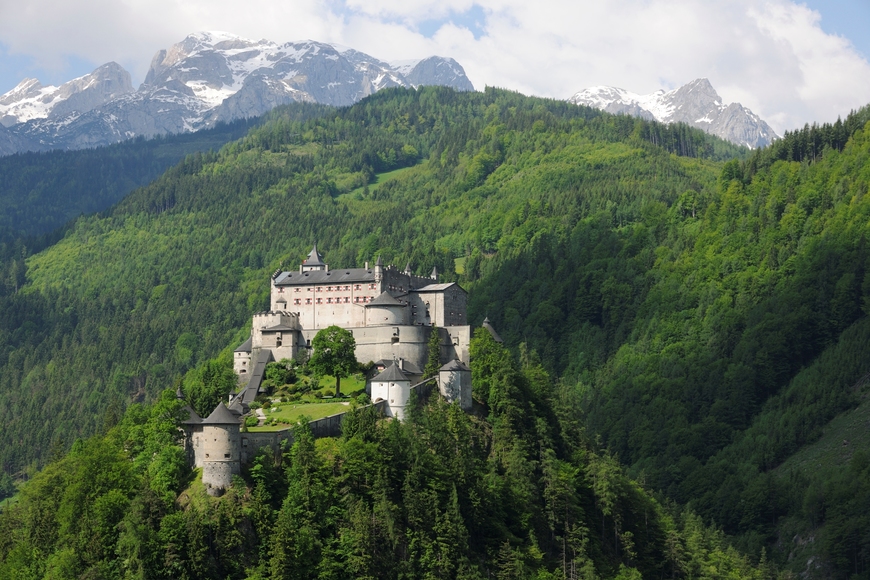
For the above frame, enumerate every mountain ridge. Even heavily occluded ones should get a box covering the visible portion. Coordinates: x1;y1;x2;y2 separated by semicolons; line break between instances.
0;31;474;155
569;78;778;148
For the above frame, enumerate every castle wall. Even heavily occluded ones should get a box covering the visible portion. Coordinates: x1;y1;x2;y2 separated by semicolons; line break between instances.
272;281;376;330
200;423;241;495
250;312;301;362
443;325;472;365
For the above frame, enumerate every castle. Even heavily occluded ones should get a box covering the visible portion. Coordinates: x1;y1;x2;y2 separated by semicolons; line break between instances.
181;247;482;495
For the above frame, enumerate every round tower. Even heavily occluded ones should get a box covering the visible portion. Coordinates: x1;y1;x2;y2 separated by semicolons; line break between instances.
200;402;241;496
365;291;408;326
370;361;411;420
439;359;472;411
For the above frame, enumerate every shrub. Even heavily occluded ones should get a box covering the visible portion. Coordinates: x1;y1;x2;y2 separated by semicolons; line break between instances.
244;415;259;427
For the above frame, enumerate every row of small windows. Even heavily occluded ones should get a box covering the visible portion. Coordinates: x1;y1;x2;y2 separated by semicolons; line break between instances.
280;284;376;293
293;296;375;305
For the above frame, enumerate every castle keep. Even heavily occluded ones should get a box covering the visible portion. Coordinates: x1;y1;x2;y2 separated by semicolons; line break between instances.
182;247;480;495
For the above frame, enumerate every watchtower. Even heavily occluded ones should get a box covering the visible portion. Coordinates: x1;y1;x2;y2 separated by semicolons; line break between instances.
200;403;241;496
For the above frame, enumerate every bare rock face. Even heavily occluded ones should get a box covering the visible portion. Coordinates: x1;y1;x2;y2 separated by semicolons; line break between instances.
403;57;475;91
569;78;777;149
0;32;476;155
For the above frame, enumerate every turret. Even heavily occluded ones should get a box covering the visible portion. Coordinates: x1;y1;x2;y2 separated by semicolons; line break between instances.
370;362;411;420
200;403;241;496
374;255;384;285
439;359;472;411
302;244;327;272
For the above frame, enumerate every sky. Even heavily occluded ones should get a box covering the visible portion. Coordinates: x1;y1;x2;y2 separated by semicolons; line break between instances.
0;0;868;135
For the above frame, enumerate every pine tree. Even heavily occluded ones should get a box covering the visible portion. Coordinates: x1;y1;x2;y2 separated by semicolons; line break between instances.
423;325;441;379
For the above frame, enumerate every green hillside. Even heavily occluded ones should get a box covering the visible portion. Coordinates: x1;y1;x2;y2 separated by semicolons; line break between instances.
0;331;772;579
1;85;870;575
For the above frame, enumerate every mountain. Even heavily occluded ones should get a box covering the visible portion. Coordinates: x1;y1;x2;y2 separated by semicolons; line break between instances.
0;32;473;154
568;78;777;148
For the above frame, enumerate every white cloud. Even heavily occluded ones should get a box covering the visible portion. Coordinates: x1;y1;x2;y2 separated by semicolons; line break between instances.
1;0;868;133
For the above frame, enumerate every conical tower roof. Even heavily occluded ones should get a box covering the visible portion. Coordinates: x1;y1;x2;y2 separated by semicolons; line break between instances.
305;244;325;266
482;317;503;343
201;402;239;425
440;359;471;372
366;291;406;307
374;361;409;383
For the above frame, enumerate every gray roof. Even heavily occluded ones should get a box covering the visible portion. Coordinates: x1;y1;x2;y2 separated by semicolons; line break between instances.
375;358;422;375
234;337;252;353
202;402;240;425
366;291;406;307
440;359;471;372
412;282;465;293
482;317;503;343
181;405;202;425
305;244;325;266
274;268;375;286
373;362;409;383
261;323;297;332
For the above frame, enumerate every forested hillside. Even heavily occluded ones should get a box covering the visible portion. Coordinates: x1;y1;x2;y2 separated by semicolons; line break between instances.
0;86;738;473
0;331;771;579
2;85;869;576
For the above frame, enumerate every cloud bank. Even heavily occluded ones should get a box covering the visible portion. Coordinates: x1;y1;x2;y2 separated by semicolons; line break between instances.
1;0;868;133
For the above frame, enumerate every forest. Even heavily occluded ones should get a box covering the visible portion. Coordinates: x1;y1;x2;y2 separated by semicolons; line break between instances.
0;330;772;579
0;85;868;577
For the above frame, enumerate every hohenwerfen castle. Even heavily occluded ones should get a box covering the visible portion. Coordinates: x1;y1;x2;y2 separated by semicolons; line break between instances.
230;245;473;405
181;247;496;495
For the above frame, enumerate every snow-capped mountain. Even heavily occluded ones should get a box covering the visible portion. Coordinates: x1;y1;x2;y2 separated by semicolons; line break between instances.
0;32;474;155
568;78;777;149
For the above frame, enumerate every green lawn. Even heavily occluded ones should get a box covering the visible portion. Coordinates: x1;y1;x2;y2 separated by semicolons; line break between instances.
775;394;870;477
248;401;351;432
341;163;424;199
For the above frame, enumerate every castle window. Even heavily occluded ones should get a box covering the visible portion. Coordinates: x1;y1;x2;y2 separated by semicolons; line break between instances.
344;297;350;303
326;298;332;304
327;286;333;291
295;288;300;292
206;454;210;458
316;298;322;304
294;298;301;305
344;285;350;291
224;453;230;458
355;285;361;290
369;283;376;289
305;298;312;304
316;287;322;292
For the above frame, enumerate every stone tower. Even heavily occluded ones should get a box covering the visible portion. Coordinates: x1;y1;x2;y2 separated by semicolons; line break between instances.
200;402;241;496
370;361;411;420
438;359;472;411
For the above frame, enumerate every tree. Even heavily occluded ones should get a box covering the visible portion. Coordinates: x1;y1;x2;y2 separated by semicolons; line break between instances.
308;325;358;397
423;324;442;379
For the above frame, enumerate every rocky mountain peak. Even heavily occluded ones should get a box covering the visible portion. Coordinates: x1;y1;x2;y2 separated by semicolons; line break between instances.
0;32;475;155
568;78;777;149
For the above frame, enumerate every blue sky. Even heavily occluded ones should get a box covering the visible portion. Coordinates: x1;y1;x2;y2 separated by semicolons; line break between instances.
1;0;868;133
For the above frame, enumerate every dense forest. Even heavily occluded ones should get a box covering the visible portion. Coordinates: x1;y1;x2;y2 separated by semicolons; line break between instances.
0;330;772;579
0;86;869;576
